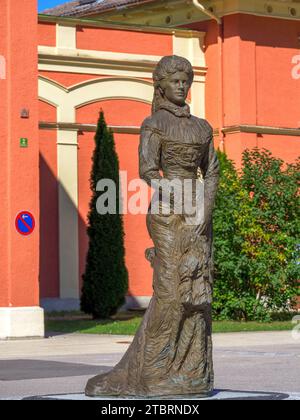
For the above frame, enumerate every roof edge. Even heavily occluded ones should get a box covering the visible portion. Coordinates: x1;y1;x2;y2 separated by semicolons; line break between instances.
38;14;206;37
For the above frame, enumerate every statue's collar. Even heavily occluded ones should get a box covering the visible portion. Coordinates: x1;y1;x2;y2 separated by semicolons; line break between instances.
158;100;191;118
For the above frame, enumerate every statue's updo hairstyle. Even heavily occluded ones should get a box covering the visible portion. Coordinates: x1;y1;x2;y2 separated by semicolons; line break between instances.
152;55;194;114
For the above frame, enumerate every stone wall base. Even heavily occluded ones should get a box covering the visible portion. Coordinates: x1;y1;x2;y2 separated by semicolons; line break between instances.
0;307;44;339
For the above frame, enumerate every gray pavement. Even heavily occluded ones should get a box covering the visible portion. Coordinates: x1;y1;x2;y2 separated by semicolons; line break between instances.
0;331;299;400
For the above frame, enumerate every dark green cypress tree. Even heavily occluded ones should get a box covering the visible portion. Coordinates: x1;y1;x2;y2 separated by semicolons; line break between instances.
81;111;128;319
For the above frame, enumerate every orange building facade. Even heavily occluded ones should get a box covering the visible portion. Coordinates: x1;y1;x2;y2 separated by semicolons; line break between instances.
37;15;207;313
0;0;299;337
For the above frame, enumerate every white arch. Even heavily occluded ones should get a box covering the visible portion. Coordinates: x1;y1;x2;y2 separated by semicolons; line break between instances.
76;97;152;110
38;77;69;121
38;97;57;108
38;76;154;123
38;76;67;106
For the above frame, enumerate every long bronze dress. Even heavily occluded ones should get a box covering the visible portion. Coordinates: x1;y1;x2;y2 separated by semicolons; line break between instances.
86;101;220;398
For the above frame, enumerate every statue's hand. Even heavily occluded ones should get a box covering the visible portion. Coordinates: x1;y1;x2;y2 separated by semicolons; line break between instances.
195;222;208;236
145;247;156;267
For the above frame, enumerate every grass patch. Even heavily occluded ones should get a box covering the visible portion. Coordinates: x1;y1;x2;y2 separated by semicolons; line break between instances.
45;312;294;336
212;321;293;333
46;318;142;335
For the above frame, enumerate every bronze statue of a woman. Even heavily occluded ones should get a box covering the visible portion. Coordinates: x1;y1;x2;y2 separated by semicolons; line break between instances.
85;55;220;398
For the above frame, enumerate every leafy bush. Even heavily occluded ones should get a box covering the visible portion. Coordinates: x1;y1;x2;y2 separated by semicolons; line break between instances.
213;149;300;321
81;111;128;319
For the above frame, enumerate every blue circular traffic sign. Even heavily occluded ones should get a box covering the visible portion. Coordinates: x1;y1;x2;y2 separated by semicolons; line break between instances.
15;211;35;236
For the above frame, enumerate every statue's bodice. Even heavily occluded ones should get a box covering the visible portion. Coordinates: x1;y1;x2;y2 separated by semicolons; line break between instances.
161;139;206;180
143;109;212;181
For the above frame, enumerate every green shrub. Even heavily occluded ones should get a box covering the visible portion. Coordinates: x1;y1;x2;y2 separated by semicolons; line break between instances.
81;111;128;319
213;149;300;321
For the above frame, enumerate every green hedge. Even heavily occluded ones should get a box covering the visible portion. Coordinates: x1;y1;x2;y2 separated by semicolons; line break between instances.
213;149;300;321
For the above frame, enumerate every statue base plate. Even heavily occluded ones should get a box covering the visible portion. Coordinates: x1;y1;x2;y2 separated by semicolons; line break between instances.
24;390;288;400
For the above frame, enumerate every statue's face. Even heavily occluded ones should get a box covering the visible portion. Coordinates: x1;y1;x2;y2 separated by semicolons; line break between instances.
160;71;190;106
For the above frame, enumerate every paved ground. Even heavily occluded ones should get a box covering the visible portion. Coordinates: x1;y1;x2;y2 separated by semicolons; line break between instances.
0;331;299;400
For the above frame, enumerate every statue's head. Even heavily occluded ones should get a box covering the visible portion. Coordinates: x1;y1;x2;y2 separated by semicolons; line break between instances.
152;55;194;114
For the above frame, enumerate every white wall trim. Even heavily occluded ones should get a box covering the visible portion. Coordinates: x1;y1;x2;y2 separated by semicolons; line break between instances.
38;45;207;80
39;45;163;66
0;307;44;339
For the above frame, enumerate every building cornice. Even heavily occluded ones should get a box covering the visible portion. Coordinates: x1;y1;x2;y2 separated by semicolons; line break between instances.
40;123;300;137
80;0;300;27
213;125;300;137
38;46;207;79
39;121;141;134
38;14;205;37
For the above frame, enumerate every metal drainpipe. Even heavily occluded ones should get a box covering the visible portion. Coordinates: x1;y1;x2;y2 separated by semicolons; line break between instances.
192;0;225;152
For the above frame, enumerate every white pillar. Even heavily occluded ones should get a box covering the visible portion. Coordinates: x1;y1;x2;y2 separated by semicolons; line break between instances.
57;130;79;299
56;23;76;50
